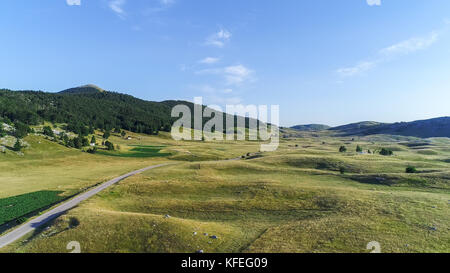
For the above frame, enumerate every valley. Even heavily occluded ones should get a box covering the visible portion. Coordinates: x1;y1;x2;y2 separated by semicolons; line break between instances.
0;126;448;253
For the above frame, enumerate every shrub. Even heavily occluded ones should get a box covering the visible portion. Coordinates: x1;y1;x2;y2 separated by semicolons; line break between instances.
43;126;54;137
356;145;363;153
339;166;346;174
69;217;80;228
103;131;110;139
105;141;115;151
406;166;417;173
13;139;22;151
380;148;393;156
339;146;347;153
0;125;5;137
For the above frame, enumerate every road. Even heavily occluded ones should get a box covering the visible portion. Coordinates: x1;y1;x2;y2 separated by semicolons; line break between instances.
0;163;170;249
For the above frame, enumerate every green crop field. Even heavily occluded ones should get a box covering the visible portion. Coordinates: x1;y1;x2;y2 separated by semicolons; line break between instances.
0;191;64;225
1;131;448;253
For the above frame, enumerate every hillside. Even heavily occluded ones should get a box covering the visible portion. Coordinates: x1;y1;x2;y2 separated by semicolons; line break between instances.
330;118;450;138
291;124;330;131
0;86;173;135
58;84;105;94
0;85;263;137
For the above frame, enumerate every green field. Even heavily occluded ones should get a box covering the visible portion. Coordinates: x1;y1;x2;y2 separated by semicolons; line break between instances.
1;131;448;253
96;145;172;158
0;191;63;225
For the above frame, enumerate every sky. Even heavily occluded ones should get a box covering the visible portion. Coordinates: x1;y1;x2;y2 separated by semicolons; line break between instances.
1;0;450;127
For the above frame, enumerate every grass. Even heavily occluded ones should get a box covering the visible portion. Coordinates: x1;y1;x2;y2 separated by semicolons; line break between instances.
96;145;172;158
0;132;449;253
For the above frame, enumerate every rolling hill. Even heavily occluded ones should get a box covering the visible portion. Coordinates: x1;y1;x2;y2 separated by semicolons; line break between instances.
329;117;450;138
290;124;330;131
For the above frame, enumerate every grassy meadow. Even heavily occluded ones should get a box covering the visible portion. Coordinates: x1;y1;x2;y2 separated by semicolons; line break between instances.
1;131;448;253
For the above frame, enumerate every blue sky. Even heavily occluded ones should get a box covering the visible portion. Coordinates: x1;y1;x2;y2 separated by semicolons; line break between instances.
1;0;449;126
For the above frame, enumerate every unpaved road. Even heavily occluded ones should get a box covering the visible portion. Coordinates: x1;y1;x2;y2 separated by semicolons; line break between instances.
0;163;170;249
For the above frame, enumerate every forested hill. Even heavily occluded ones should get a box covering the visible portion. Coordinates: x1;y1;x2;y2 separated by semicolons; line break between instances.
0;85;263;136
0;86;176;135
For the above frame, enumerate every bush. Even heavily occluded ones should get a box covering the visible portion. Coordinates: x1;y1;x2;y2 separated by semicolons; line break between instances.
105;141;115;151
43;126;54;137
13;139;22;151
103;131;110;139
356;145;363;153
380;148;393;156
339;146;347;153
406;166;417;173
69;217;80;228
87;147;97;154
0;125;5;137
339;166;346;174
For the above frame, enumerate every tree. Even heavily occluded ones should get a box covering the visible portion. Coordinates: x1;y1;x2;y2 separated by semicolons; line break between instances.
356;145;363;153
121;131;126;138
103;131;110;139
339;146;347;153
0;125;5;137
90;136;96;144
380;148;393;156
13;139;22;151
43;126;54;137
105;141;115;151
406;166;417;173
73;137;83;149
81;137;89;147
14;122;30;139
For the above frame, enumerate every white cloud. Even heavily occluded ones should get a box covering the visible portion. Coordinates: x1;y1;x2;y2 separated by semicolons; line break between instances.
366;0;381;6
109;0;126;17
337;61;377;77
205;29;232;48
379;32;439;57
196;64;254;86
66;0;81;6
337;31;440;77
199;57;220;64
224;65;253;85
188;85;241;105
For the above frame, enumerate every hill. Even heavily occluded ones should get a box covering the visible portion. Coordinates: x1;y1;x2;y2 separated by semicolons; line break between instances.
291;124;330;131
0;86;263;137
58;84;105;94
330;118;450;138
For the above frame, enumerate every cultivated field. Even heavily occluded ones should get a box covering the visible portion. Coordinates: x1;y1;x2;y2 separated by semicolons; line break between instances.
1;131;448;253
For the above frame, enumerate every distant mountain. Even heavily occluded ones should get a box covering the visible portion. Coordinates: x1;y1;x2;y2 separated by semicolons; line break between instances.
291;124;330;131
330;118;450;138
